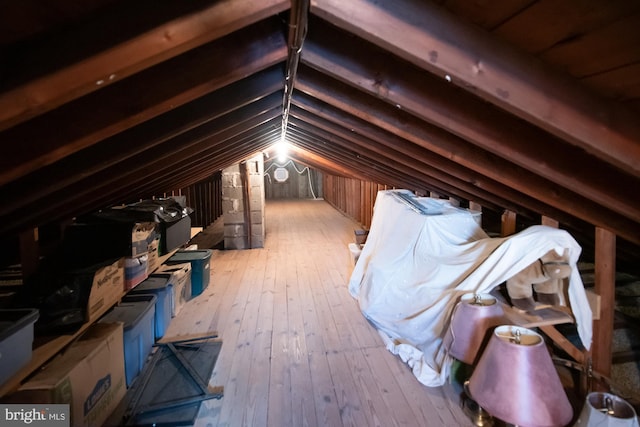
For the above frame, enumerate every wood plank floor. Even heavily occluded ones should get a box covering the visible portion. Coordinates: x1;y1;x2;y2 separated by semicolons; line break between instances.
164;199;474;427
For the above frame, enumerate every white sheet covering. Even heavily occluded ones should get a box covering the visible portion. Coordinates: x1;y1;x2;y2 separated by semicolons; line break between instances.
348;190;592;387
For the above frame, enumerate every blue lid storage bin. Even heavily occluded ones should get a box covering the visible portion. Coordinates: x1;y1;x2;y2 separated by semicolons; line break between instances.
151;267;191;318
129;276;172;340
100;294;156;387
165;249;212;297
0;309;39;386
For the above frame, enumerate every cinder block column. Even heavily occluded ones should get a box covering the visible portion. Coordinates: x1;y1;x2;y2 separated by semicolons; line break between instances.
222;154;265;249
248;155;265;248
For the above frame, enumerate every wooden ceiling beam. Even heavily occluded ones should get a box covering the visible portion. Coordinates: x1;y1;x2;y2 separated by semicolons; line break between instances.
295;67;640;244
0;19;287;187
17;123;280;231
93;119;282;205
288;130;385;178
282;145;371;180
301;24;640;223
263;140;368;180
289;106;608;232
0;86;283;217
288;127;431;191
289;105;550;215
0;111;281;234
289;123;446;193
0;0;289;130
109;120;281;193
288;113;507;212
102;115;279;197
310;0;640;176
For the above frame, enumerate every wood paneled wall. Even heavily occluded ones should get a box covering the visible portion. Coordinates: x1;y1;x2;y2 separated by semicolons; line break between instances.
179;171;223;228
322;174;390;229
264;160;323;200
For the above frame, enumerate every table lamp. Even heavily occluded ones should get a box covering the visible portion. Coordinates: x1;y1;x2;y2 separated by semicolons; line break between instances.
443;293;505;365
468;325;573;427
574;392;639;427
444;293;506;427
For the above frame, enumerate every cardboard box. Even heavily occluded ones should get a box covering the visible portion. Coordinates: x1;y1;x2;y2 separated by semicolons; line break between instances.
86;258;124;324
154;262;192;317
146;238;160;274
131;222;157;256
12;322;126;427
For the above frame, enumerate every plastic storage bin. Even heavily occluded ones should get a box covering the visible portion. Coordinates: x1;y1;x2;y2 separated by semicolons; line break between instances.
165;249;212;297
152;266;191;318
100;295;156;387
129;276;172;340
0;309;39;386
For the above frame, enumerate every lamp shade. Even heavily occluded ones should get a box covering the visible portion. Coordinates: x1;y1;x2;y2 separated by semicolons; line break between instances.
468;325;573;427
573;392;639;427
443;293;505;365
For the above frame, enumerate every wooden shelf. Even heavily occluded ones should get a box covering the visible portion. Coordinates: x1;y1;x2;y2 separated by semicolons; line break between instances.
499;302;586;364
502;303;574;328
0;248;179;398
0;290;125;397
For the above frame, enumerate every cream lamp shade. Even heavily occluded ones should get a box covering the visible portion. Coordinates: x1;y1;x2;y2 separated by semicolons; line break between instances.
573;392;639;427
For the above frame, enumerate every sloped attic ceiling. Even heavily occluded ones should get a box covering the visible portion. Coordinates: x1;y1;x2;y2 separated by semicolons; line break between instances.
0;0;639;253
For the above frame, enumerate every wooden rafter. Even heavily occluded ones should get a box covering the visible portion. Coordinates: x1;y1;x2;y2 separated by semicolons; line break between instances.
0;72;283;217
301;23;640;224
0;0;289;131
295;68;640;244
0;19;287;186
310;0;640;176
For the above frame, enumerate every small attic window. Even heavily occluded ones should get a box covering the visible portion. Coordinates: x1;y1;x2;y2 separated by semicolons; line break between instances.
274;167;289;183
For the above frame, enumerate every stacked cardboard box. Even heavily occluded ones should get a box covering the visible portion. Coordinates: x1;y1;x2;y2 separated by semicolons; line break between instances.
9;323;126;427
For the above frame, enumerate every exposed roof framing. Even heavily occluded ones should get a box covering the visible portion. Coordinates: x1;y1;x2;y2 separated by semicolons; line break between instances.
0;0;638;257
311;0;640;175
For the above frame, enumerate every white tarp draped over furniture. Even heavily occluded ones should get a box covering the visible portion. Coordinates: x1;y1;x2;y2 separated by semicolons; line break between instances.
348;190;593;387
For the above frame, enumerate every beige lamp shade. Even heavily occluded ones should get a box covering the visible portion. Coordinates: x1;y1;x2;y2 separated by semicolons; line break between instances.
573;392;639;427
468;325;573;427
443;293;505;365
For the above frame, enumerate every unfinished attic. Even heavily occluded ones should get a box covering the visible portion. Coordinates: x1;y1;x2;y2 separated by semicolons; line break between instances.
1;0;640;425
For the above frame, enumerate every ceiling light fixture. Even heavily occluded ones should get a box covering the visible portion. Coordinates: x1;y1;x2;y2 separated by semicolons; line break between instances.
276;137;288;163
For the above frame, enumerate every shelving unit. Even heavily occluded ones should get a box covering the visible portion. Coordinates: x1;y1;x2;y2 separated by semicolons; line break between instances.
0;249;178;398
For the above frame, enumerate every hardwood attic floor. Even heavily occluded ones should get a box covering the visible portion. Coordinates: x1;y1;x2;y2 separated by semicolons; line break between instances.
163;199;473;427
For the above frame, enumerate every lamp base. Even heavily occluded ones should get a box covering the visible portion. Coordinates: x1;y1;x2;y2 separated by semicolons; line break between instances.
462;392;494;427
462;379;494;427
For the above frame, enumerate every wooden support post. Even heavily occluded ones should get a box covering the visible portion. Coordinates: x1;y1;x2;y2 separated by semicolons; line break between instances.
540;325;585;364
468;201;482;212
19;228;39;283
501;210;516;237
468;201;482;227
537;216;587;363
240;161;252;249
591;227;616;388
541;216;559;228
